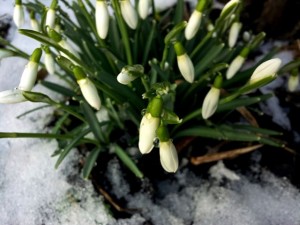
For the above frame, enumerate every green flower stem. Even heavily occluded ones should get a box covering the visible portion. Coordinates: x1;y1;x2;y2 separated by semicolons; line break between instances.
190;30;213;58
0;132;73;139
160;44;170;69
111;0;133;65
142;20;156;65
56;103;86;122
106;98;124;129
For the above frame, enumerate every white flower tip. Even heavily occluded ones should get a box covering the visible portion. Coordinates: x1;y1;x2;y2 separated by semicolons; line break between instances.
202;87;220;119
13;5;24;28
177;54;195;83
159;141;179;173
117;72;131;85
138;0;150;20
185;11;202;40
228;22;242;48
121;0;138;29
96;1;109;39
250;58;282;84
78;78;101;110
0;88;26;104
288;75;299;92
226;55;245;79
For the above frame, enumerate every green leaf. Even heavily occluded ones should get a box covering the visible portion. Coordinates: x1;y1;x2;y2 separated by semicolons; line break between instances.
113;144;144;178
82;147;102;179
23;91;56;105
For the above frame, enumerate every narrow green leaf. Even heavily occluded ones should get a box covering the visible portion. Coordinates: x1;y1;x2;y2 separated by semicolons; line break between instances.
113;144;144;178
82;147;101;179
23;91;56;105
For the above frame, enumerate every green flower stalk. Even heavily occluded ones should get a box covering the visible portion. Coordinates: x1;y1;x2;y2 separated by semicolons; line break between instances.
0;89;26;104
174;42;195;83
73;66;101;110
249;58;282;85
18;48;42;91
138;0;150;20
185;0;206;40
138;96;163;154
156;125;178;173
96;0;109;39
13;0;24;28
228;21;242;48
120;0;138;29
202;75;222;119
45;0;58;30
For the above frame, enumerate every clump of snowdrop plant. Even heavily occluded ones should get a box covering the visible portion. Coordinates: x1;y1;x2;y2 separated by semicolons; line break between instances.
0;0;297;178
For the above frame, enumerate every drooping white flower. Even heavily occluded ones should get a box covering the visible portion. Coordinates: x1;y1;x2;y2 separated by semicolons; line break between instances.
226;55;245;79
117;64;144;85
0;89;26;104
45;8;56;29
174;42;194;83
18;48;42;91
13;1;24;28
120;0;138;29
138;113;160;154
288;73;299;92
77;78;101;110
228;22;242;48
220;0;240;17
30;18;40;32
249;58;282;85
202;87;221;119
185;10;202;40
138;0;151;20
159;140;179;173
96;0;109;39
45;52;55;74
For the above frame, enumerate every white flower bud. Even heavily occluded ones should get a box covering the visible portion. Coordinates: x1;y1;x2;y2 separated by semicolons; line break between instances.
46;8;56;29
226;55;245;79
202;87;220;119
96;0;109;39
13;4;24;28
18;61;39;91
243;31;251;42
138;0;150;20
30;19;40;32
177;54;195;83
185;10;202;40
117;71;134;85
288;74;299;92
45;53;55;74
249;58;282;85
228;22;242;48
159;140;179;173
138;113;160;154
77;78;101;110
120;0;138;29
0;89;26;104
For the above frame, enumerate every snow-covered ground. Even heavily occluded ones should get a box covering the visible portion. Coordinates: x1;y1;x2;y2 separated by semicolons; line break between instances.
1;1;300;225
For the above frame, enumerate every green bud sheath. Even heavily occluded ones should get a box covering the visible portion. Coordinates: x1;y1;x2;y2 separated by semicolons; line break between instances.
42;45;51;54
15;0;22;5
156;125;170;142
174;42;186;56
73;66;87;80
50;0;58;9
196;0;207;12
148;96;163;118
30;48;42;63
30;11;35;19
240;47;250;58
48;28;62;42
213;74;223;89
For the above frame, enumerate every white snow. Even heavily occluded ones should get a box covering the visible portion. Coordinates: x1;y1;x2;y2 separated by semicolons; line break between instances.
0;1;300;225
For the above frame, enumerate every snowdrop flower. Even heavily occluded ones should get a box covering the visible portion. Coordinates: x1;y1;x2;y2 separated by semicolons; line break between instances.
249;58;282;85
202;75;222;119
117;64;144;85
220;0;240;17
45;0;58;30
288;71;299;92
226;55;245;79
120;0;138;29
13;0;24;28
174;42;194;83
43;46;55;74
138;0;150;20
185;0;207;40
96;0;109;39
18;48;42;91
0;89;26;104
159;140;178;173
30;11;40;32
228;21;242;48
138;96;163;154
156;125;178;173
73;66;101;110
